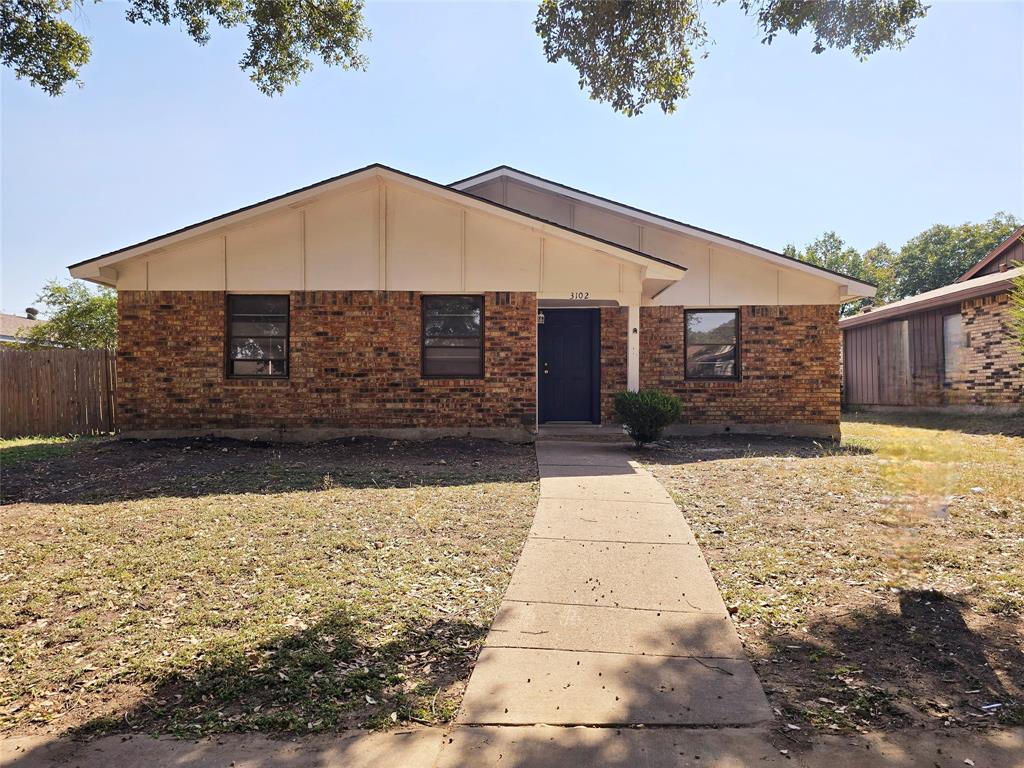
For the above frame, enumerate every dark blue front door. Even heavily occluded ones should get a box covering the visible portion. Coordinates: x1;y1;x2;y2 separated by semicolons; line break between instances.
538;309;600;423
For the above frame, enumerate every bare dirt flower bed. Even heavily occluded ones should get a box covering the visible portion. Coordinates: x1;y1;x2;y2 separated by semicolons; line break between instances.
0;436;538;737
644;412;1024;737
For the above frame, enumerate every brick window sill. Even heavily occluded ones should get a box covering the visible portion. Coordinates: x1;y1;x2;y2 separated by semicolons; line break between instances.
420;377;487;383
223;378;292;388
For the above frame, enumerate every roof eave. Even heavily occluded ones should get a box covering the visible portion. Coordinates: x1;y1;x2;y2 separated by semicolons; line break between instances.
450;165;876;295
840;270;1021;329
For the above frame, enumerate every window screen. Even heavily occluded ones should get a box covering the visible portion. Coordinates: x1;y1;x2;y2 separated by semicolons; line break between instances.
422;296;484;378
685;310;739;379
226;295;288;378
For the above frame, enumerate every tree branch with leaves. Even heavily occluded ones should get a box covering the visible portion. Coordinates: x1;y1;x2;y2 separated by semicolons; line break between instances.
4;0;927;114
535;0;929;116
2;0;369;97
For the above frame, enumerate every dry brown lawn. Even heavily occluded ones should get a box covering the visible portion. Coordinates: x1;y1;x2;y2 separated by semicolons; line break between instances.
644;412;1024;736
4;413;1021;741
0;436;537;737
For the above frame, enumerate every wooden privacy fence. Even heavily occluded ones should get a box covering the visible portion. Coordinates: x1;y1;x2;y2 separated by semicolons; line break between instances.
1;348;116;438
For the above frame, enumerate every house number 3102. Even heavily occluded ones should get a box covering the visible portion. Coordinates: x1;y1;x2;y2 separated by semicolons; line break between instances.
570;291;590;300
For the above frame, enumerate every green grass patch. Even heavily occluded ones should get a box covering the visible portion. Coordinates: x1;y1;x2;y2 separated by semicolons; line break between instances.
0;435;94;467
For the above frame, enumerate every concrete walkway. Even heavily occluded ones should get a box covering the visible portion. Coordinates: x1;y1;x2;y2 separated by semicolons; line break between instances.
457;438;771;727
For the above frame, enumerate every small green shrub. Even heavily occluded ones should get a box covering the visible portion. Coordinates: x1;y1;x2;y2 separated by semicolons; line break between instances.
613;390;683;447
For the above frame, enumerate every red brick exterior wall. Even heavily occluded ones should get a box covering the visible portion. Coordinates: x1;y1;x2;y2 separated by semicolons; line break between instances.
117;291;537;433
599;306;628;423
639;305;841;426
955;292;1023;407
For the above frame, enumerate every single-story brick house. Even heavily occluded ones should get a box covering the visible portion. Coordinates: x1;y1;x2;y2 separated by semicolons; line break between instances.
840;226;1023;411
68;164;875;441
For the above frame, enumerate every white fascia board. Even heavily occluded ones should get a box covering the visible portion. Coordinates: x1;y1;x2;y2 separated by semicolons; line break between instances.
453;168;875;298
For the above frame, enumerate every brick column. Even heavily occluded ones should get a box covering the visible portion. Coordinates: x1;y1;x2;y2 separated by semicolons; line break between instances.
627;304;640;391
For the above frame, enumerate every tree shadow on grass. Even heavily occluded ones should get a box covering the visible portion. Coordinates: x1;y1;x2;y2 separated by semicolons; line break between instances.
757;589;1024;736
4;610;483;766
0;435;538;505
6;592;1022;767
79;610;485;738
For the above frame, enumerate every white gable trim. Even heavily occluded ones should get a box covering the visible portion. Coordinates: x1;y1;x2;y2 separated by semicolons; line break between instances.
70;165;684;285
452;167;876;298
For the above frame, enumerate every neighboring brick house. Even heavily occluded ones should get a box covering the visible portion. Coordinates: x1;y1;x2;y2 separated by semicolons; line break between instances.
841;227;1024;411
68;164;875;441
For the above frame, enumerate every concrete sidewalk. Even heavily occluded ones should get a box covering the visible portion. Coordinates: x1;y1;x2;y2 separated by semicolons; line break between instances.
456;438;771;727
436;725;1024;768
7;716;1023;768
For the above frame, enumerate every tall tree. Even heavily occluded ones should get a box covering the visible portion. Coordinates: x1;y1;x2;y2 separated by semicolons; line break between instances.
5;0;925;112
17;280;118;350
891;212;1021;300
788;215;1021;316
784;231;862;277
861;242;898;305
784;231;889;316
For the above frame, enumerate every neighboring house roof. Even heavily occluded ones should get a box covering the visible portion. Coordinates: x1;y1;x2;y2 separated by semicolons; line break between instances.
451;165;876;295
958;225;1024;282
68;164;685;283
0;313;38;342
839;266;1023;330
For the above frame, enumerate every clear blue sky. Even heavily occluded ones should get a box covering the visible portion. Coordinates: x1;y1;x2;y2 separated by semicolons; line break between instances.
3;0;1022;314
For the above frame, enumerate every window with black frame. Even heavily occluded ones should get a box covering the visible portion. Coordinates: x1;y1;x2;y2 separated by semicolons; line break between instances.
685;309;739;379
422;295;484;378
226;295;289;378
